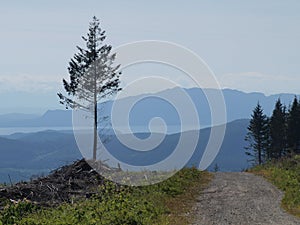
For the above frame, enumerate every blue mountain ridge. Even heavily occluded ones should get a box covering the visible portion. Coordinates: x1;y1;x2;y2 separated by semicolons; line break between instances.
0;119;250;183
0;88;296;130
1;87;296;183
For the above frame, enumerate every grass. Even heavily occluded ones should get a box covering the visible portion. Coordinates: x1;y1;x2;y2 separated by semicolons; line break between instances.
164;169;212;224
0;168;211;225
250;155;300;217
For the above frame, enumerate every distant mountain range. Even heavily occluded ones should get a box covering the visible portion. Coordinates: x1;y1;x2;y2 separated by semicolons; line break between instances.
0;88;297;130
0;119;250;183
0;130;81;183
0;88;297;183
0;110;72;128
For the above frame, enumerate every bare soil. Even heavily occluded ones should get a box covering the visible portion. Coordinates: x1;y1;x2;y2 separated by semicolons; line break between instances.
191;172;300;225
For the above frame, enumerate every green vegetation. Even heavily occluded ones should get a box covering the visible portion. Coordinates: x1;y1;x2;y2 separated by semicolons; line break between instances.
245;102;269;165
246;97;300;218
246;97;300;166
250;155;300;217
0;168;211;225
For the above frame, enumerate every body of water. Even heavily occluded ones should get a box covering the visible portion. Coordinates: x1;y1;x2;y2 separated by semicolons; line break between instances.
0;124;210;136
0;127;73;135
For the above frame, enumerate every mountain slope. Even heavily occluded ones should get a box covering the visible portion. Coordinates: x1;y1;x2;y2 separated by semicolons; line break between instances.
0;88;297;130
0;119;250;183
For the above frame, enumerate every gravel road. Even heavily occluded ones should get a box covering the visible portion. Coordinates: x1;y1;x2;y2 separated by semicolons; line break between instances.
191;172;300;225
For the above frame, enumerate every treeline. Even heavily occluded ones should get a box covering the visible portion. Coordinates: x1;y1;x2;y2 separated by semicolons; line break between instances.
245;96;300;165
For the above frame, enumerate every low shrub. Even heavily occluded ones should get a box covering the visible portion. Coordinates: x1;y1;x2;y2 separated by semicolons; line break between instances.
0;168;210;225
250;155;300;217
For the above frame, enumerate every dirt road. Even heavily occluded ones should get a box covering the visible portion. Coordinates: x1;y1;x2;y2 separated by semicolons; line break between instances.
191;172;300;225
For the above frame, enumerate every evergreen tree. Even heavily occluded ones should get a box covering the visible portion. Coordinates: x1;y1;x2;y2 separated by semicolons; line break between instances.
58;16;121;160
269;99;287;159
287;96;300;154
245;103;269;165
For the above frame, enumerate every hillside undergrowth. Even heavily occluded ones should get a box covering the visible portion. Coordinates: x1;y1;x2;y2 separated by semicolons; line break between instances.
0;167;211;225
250;155;300;217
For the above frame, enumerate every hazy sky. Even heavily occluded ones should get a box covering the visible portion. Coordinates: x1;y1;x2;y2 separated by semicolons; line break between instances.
0;0;300;113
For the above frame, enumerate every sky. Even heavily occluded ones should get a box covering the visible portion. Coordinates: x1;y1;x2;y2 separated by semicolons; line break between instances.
0;0;300;114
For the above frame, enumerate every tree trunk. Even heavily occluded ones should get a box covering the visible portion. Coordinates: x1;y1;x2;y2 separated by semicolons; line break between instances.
258;138;262;165
258;148;262;165
93;101;97;161
92;63;98;161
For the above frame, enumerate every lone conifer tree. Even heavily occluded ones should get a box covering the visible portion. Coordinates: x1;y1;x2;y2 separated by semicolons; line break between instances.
245;103;269;165
269;99;287;159
58;16;121;160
